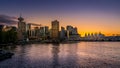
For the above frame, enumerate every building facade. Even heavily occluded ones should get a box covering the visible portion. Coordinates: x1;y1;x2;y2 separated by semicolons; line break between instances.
17;16;26;40
51;20;59;40
60;27;66;40
66;25;80;41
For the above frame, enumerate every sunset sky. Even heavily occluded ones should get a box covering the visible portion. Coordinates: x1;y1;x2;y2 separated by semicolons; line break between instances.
0;0;120;36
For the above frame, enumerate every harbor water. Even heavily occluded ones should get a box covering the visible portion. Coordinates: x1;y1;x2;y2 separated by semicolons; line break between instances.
0;42;120;68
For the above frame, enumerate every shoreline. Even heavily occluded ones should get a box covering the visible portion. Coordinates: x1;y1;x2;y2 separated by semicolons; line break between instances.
0;40;120;46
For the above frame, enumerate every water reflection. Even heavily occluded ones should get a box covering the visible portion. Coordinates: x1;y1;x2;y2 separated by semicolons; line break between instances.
0;42;120;68
51;44;60;68
16;45;28;68
58;43;79;67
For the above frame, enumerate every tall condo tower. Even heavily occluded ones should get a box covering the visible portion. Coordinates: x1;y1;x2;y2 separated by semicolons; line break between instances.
51;20;59;40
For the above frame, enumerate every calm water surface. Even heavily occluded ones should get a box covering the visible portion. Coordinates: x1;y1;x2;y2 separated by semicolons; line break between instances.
0;42;120;68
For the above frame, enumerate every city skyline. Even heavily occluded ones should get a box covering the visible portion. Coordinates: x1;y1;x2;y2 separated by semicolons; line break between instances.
0;0;120;36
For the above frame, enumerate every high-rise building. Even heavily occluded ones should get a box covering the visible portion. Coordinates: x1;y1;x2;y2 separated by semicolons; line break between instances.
44;26;50;38
26;23;31;38
51;20;59;40
66;25;73;35
66;25;80;41
60;27;66;40
39;26;49;40
17;15;26;40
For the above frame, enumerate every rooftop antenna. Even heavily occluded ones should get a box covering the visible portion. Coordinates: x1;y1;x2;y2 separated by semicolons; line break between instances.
20;13;22;17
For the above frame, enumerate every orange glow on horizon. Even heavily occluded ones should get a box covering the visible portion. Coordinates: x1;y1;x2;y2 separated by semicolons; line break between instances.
78;31;120;37
24;14;120;37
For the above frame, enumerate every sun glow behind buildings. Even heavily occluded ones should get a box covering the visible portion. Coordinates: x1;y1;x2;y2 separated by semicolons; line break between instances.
24;12;120;37
0;0;120;37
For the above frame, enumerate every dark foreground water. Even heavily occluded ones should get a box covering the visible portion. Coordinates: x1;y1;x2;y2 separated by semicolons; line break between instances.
0;42;120;68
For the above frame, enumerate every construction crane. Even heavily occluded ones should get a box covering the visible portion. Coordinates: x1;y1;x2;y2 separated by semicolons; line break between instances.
27;23;41;26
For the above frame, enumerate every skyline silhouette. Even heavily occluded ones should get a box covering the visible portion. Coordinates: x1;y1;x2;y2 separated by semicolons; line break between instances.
0;0;120;36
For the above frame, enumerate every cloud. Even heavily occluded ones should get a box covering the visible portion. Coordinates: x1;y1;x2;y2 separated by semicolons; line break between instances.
0;14;17;25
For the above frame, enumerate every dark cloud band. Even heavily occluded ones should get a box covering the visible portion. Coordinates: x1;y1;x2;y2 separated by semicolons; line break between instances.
0;14;17;25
